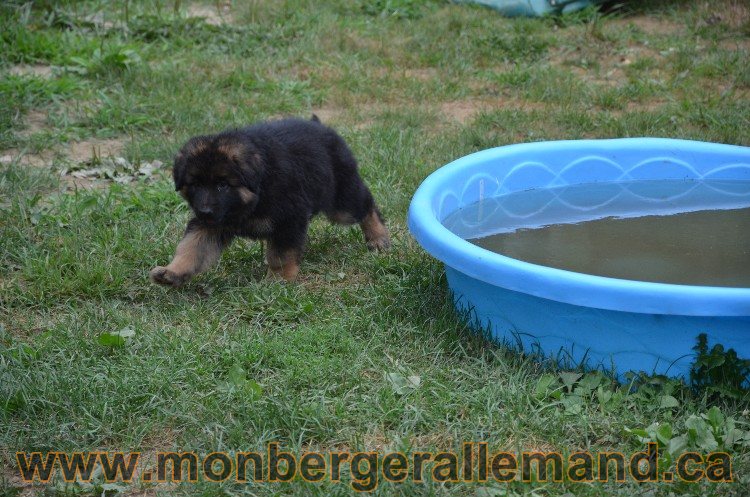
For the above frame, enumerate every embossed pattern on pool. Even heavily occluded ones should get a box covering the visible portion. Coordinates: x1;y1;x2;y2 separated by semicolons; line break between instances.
442;180;750;287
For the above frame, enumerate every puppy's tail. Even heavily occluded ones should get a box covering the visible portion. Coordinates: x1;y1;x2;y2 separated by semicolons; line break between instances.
311;114;321;123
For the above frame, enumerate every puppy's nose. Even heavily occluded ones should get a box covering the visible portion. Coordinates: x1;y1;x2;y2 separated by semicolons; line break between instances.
197;206;213;216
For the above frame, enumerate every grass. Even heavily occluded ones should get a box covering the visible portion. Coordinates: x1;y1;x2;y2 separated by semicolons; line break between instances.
1;0;750;495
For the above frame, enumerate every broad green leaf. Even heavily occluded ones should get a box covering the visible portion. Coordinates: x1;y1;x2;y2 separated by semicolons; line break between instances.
667;434;689;457
596;386;612;406
577;373;604;392
534;374;558;399
228;363;247;387
655;423;673;446
221;364;262;399
686;416;718;451
659;395;679;409
98;327;136;347
706;406;724;428
561;395;583;415
387;373;420;395
723;428;744;448
98;333;124;347
624;427;650;441
246;379;263;399
559;372;582;392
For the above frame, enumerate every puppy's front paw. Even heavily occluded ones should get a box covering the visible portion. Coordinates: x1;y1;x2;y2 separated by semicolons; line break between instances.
149;266;188;287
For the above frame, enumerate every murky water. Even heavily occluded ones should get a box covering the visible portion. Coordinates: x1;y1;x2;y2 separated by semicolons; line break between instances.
442;180;750;287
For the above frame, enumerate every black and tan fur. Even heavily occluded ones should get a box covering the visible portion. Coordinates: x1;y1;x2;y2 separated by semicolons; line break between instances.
150;116;390;285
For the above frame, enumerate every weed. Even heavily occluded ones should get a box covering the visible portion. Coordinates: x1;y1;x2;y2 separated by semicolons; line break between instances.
691;334;750;399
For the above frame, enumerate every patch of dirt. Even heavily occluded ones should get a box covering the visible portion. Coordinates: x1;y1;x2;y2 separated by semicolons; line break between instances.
609;15;684;36
314;97;547;129
695;0;750;29
550;44;662;88
577;65;626;87
335;31;405;60
369;66;439;82
440;100;482;124
718;38;750;51
603;98;669;117
18;110;50;138
187;2;234;26
60;175;98;190
310;106;374;130
1;137;129;190
359;432;456;452
9;64;54;78
723;0;750;27
1;462;36;497
312;107;341;124
625;99;667;112
68;137;126;162
0;149;52;168
440;98;545;124
61;139;169;189
403;67;439;81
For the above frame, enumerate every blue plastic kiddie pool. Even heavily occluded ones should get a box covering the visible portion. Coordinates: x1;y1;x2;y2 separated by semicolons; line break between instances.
408;138;750;379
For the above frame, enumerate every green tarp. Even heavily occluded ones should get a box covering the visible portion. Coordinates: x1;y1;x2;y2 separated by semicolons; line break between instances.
456;0;608;17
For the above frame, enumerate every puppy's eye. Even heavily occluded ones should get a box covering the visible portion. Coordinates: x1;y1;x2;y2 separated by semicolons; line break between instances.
216;182;229;191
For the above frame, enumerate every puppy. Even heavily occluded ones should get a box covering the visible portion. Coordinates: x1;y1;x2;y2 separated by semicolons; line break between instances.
150;116;390;286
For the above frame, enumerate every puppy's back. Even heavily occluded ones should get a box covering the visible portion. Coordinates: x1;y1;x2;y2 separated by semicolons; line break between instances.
242;117;328;146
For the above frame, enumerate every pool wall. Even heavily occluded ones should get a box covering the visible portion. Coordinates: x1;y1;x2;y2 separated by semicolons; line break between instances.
408;138;750;379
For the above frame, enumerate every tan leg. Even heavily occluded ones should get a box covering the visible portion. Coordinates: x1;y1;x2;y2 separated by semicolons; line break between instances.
150;226;224;287
265;243;301;282
360;209;391;251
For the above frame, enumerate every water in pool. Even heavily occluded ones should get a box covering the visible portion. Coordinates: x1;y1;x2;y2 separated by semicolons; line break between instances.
442;179;750;287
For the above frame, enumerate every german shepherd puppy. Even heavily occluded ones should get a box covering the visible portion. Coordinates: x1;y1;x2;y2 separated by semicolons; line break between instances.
150;116;390;286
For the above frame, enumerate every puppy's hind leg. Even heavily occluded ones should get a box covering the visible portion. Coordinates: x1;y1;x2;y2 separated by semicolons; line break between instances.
328;202;390;251
325;136;391;251
326;183;390;252
150;220;231;287
359;205;390;252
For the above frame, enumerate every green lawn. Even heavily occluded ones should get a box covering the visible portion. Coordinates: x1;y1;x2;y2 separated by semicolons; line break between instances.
1;0;749;495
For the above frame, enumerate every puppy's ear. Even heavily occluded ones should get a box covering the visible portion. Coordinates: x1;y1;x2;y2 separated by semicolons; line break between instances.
218;140;262;187
173;151;187;191
237;186;257;204
236;152;262;186
234;149;263;205
173;136;208;191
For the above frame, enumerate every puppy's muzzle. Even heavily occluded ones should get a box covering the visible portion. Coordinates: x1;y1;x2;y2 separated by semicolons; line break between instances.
194;204;221;224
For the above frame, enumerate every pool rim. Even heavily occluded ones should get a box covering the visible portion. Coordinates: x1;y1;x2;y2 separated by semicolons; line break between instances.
407;138;750;317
